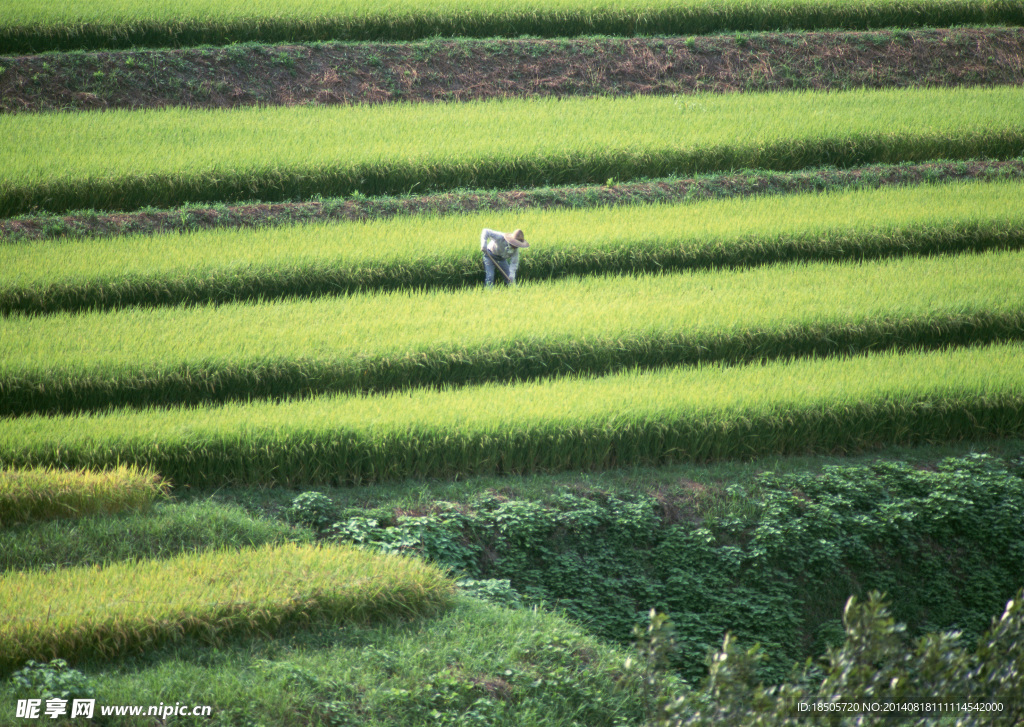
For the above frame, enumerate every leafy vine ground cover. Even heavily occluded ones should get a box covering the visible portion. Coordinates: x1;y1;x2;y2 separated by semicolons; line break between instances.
301;454;1024;685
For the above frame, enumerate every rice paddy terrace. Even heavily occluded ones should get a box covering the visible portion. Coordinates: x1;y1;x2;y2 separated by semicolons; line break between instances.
1;0;1023;722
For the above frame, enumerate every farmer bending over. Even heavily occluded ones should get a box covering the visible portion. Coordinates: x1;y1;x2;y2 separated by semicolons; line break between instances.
481;228;529;287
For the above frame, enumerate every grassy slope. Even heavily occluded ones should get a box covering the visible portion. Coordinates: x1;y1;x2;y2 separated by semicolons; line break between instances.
0;440;1019;712
0;501;312;572
307;455;1024;684
0;598;648;727
1;442;1019;725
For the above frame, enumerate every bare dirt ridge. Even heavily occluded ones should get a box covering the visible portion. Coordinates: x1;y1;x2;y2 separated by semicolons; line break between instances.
2;27;1023;113
3;159;1021;242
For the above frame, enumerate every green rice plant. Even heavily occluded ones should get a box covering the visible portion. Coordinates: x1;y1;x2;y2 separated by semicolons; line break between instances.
1;0;1021;53
0;465;166;527
0;501;312;572
2;86;1023;216
0;343;1021;487
2;249;1023;416
2;179;1023;314
0;543;456;674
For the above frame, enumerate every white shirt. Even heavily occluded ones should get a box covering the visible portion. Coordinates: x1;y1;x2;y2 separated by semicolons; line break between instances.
480;228;521;279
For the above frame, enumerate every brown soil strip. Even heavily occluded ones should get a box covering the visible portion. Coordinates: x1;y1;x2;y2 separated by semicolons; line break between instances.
2;28;1022;114
3;159;1021;243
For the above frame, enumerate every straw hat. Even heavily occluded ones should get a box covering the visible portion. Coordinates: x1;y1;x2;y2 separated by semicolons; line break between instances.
503;229;529;248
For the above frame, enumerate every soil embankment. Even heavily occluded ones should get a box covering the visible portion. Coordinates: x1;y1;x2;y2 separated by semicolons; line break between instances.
2;28;1022;113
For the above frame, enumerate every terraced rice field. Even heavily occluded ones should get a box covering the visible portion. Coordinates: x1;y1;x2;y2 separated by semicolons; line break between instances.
3;86;1024;215
1;7;1022;487
4;0;1022;52
3;179;1023;313
0;543;455;672
2;343;1023;486
2;249;1024;415
0;466;165;526
1;0;1022;691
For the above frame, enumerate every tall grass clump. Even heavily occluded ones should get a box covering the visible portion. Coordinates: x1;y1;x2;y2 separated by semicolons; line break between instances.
0;343;1021;486
2;179;1023;314
1;0;1021;53
0;543;456;674
0;466;166;527
1;87;1022;216
2;248;1022;416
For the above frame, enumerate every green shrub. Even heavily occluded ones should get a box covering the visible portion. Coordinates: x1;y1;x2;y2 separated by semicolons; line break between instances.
458;579;524;609
639;587;1024;725
286;492;338;534
8;659;97;703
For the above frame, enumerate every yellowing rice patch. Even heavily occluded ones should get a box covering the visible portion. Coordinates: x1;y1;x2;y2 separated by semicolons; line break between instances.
0;543;456;672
